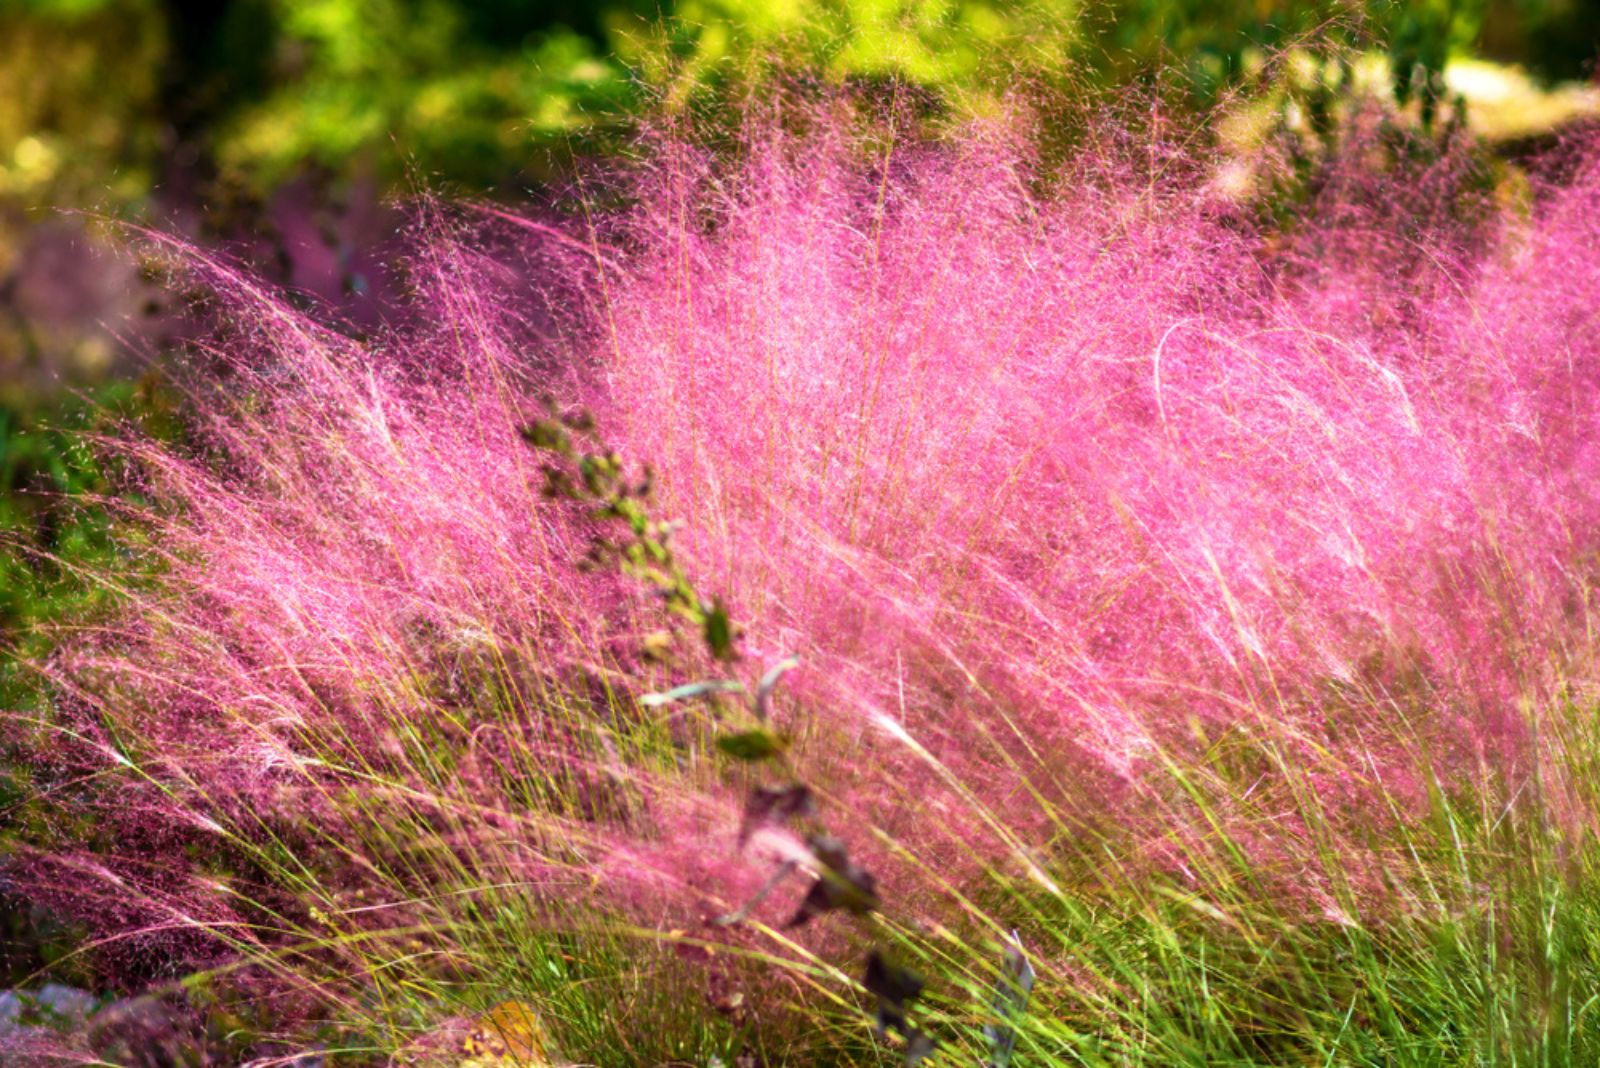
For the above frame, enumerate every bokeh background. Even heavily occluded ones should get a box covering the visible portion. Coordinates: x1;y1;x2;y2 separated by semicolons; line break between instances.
0;0;1597;992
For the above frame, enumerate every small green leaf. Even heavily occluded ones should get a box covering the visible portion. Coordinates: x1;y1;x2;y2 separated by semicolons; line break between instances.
580;453;617;494
716;729;787;761
520;419;569;454
539;465;579;499
703;599;736;661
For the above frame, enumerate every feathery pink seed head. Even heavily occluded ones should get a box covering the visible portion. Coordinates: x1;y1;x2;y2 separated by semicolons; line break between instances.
15;103;1600;1011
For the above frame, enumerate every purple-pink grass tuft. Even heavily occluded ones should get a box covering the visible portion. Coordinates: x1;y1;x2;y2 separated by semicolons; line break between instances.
12;99;1600;1026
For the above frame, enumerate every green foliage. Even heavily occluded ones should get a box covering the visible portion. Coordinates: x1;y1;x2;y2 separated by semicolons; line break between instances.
524;410;950;1061
617;0;1080;107
716;728;789;762
212;0;639;191
4;0;1594;212
0;379;171;660
0;0;165;205
0;379;178;989
522;401;737;654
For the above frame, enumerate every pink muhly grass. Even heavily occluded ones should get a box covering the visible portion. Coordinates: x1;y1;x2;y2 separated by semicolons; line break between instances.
11;95;1600;1052
583;105;1600;954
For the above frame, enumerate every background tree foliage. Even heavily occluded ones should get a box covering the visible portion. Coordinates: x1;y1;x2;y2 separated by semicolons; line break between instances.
3;1;1595;209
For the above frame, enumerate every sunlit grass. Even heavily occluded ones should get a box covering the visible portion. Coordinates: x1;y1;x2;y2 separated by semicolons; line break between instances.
9;87;1600;1067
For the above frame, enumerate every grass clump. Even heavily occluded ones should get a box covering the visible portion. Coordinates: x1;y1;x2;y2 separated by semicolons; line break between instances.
7;90;1600;1066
